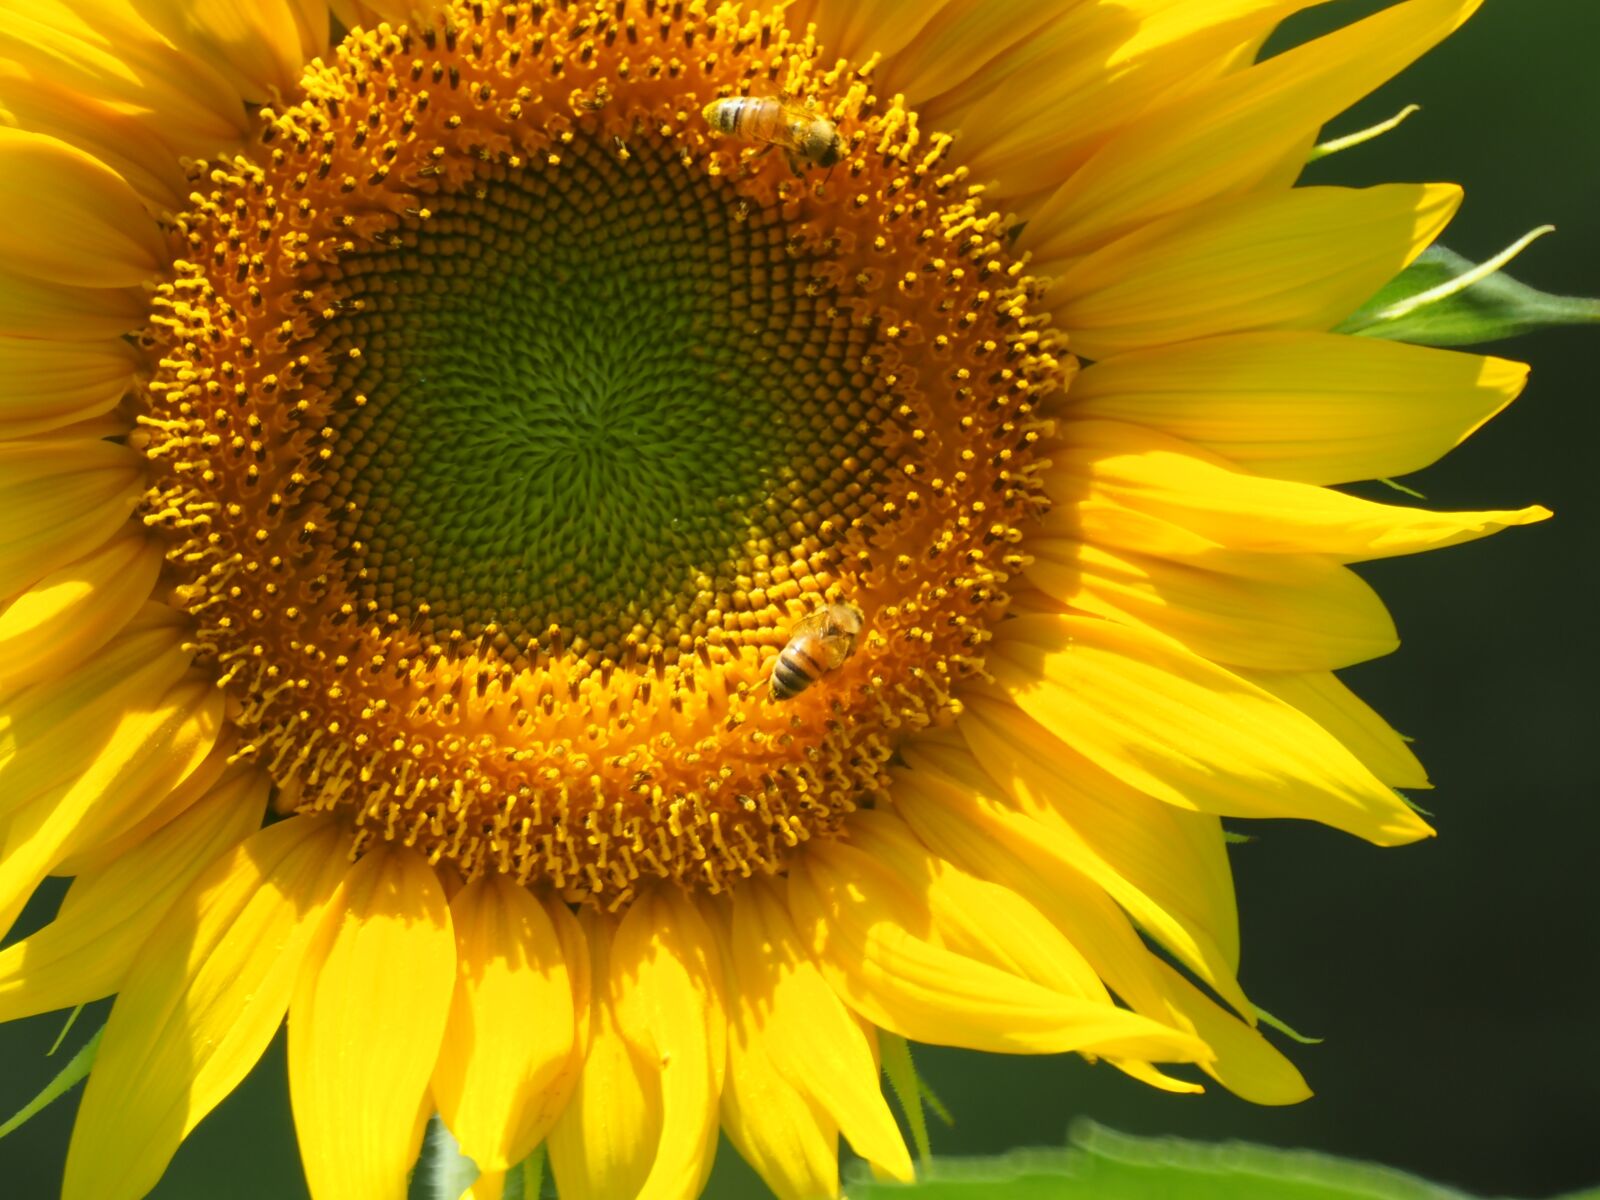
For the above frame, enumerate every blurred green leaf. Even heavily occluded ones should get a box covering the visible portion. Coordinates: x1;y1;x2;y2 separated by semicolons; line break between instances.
0;1023;101;1139
846;1120;1600;1199
1336;233;1600;346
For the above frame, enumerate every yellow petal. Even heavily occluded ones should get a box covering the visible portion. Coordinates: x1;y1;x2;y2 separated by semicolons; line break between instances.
61;817;349;1200
548;910;660;1200
894;749;1182;1020
289;846;456;1200
722;879;912;1188
50;737;235;877
1239;669;1428;791
0;127;165;287
0;333;135;437
0;766;266;1021
848;809;1112;1002
926;0;1321;206
989;612;1433;844
432;878;582;1173
0;666;221;940
789;827;1211;1064
1067;333;1529;485
0;607;189;821
952;701;1249;1013
0;269;146;340
609;888;726;1200
1144;956;1311;1105
1048;184;1460;359
781;0;950;68
719;1027;841;1200
0;438;144;598
1027;536;1397;670
0;528;162;693
1025;0;1482;261
122;1;319;104
894;745;1302;1099
875;1;1063;113
0;64;191;210
1045;419;1551;562
0;1;251;151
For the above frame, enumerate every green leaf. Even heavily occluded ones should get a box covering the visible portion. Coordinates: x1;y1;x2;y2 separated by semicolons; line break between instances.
844;1120;1592;1199
1335;230;1600;346
0;1023;102;1139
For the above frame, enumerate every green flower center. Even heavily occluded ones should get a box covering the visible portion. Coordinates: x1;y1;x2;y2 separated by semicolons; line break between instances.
316;137;874;658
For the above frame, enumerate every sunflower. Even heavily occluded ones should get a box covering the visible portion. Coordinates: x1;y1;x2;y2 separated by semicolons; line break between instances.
0;0;1549;1197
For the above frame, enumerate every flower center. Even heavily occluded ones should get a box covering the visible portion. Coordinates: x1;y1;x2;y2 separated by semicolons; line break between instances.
137;0;1063;905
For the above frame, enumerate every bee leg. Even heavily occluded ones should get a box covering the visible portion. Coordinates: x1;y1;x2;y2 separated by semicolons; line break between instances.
785;151;805;177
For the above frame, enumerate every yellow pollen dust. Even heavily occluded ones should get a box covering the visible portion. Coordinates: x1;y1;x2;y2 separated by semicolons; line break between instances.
134;0;1067;905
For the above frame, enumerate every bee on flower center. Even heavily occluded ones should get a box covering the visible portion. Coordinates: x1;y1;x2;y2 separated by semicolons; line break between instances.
769;602;866;701
701;95;844;172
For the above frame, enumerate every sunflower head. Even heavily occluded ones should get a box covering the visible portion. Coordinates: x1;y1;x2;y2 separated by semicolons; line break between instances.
0;1;1551;1198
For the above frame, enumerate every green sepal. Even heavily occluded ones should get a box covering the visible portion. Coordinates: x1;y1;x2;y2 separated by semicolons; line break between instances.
844;1119;1594;1198
412;1114;478;1200
1336;230;1600;346
502;1145;547;1200
0;1022;103;1139
880;1032;954;1166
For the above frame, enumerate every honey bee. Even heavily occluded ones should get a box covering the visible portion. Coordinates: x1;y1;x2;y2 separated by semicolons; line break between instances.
701;95;844;172
769;602;865;701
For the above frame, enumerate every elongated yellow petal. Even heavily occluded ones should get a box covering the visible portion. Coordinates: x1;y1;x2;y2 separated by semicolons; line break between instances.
0;669;221;940
894;751;1311;1104
876;0;1064;113
0;529;162;693
0;1;251;150
61;817;349;1200
0;62;191;209
0;609;188;821
548;910;660;1200
1028;536;1396;670
0;439;144;599
1240;668;1428;790
1050;184;1460;359
722;879;912;1187
1046;419;1551;562
927;0;1320;205
0;127;164;288
848;810;1112;1002
1025;0;1481;261
432;877;582;1173
1067;333;1529;485
780;0;950;69
0;333;135;437
719;1028;842;1200
1144;956;1311;1105
289;846;456;1200
123;1;318;104
953;701;1249;1013
0;767;266;1021
894;749;1180;1021
607;889;726;1200
989;613;1433;844
789;829;1211;1064
0;269;145;340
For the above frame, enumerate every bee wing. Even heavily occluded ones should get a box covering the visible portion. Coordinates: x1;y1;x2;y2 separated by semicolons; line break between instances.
787;608;835;641
814;633;857;671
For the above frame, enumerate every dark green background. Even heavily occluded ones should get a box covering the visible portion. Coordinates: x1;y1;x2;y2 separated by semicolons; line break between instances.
2;1;1594;1196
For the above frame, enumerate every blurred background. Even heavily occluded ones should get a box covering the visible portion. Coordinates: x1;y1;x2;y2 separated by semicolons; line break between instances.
1;1;1594;1196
